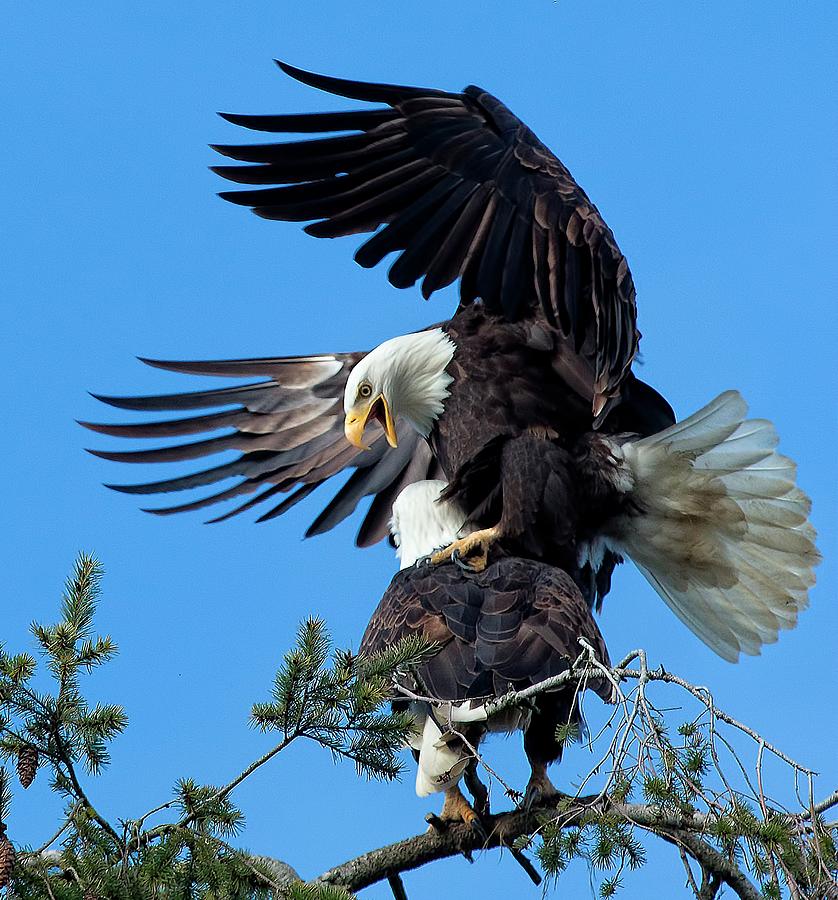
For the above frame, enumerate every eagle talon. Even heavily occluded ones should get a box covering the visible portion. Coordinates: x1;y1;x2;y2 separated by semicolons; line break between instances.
521;783;543;811
439;785;484;834
469;816;488;842
522;767;560;811
451;549;476;572
429;527;500;573
425;812;449;833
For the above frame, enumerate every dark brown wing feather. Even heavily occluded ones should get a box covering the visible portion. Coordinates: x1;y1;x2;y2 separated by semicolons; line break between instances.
360;557;613;703
214;61;639;409
80;353;436;545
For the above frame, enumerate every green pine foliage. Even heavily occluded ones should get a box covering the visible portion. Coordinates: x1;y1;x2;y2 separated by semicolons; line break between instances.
553;722;581;748
1;554;126;842
0;555;434;899
0;768;12;821
1;554;835;899
251;618;434;782
531;710;837;899
533;809;646;895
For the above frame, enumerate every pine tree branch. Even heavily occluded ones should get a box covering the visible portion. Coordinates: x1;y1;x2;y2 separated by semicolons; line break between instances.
30;805;79;855
141;734;297;842
204;734;299;808
22;847;305;900
655;828;760;900
52;732;122;848
9;578;834;898
387;872;408;900
250;854;302;890
312;795;766;898
801;789;838;819
312;636;838;899
402;645;818;778
205;836;302;895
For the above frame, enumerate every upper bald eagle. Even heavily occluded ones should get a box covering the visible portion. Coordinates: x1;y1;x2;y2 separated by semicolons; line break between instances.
84;61;674;604
212;62;641;416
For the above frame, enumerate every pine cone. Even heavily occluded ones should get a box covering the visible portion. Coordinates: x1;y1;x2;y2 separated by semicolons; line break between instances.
0;824;15;891
16;746;39;789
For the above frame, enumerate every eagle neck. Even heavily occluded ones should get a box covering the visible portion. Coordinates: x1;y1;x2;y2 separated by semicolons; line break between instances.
388;328;456;438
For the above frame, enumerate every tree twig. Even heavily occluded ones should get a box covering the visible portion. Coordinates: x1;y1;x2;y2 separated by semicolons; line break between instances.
654;827;761;900
387;872;408;900
52;732;122;848
142;733;298;841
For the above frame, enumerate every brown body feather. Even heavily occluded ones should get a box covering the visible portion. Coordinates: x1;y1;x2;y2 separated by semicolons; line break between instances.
428;306;670;599
360;556;613;769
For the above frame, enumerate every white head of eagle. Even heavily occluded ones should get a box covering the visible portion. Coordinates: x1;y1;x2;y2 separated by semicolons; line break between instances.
343;328;456;449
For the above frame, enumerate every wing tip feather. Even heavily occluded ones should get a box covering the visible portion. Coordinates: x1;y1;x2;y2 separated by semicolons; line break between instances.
103;482;137;494
89;391;130;409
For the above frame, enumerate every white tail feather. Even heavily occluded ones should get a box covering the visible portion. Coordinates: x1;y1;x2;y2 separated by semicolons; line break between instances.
405;696;520;796
413;714;470;797
607;391;820;662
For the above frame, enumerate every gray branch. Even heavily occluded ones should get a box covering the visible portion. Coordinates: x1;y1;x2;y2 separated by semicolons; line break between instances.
654;829;760;900
313;795;762;899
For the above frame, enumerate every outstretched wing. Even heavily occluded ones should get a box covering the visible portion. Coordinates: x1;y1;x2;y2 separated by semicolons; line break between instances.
214;61;639;409
81;354;441;545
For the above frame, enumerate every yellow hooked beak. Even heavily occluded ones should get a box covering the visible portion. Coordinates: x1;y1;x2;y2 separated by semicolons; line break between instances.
344;393;398;450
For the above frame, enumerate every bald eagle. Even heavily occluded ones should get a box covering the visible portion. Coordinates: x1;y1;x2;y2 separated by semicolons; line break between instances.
212;62;641;416
84;61;675;607
359;480;614;824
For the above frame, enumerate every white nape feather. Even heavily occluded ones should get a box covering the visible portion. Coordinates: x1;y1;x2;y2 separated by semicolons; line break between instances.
344;329;456;437
390;479;469;568
602;390;820;662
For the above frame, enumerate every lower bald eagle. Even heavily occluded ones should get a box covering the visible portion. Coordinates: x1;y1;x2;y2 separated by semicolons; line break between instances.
359;480;614;824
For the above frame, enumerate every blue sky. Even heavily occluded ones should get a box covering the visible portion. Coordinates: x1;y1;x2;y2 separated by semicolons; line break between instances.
4;2;836;897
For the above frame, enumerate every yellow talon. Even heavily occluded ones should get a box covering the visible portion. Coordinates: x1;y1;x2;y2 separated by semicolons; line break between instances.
438;785;481;828
429;527;501;573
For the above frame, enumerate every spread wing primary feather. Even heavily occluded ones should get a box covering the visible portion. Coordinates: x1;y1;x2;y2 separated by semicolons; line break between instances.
213;60;639;411
80;353;441;545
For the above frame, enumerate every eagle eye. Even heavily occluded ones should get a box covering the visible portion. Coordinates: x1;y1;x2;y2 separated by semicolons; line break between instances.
358;383;373;399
